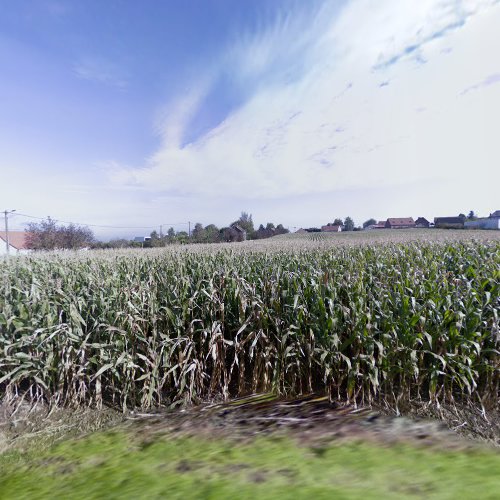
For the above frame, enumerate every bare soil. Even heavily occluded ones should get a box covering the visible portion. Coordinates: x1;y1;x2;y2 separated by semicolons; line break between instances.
1;394;498;455
124;394;499;451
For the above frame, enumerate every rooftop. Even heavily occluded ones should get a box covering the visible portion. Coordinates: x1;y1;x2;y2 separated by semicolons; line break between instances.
0;231;29;250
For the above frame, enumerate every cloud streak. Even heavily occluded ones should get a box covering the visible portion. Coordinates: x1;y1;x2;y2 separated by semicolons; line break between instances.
74;56;128;89
460;73;500;95
106;0;500;206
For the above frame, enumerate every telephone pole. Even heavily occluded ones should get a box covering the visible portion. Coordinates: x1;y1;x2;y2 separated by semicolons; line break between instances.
159;225;163;238
188;221;191;238
3;209;16;255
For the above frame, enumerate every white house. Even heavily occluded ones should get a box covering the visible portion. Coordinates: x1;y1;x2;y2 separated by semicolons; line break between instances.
0;231;30;255
464;211;500;230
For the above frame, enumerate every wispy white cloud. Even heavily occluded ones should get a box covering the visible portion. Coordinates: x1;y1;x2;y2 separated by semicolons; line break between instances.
339;0;494;70
460;73;500;95
105;0;500;222
74;56;128;89
153;74;215;148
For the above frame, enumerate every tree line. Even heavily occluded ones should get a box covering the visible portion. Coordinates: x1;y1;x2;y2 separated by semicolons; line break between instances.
136;212;289;248
22;212;290;250
27;209;475;250
305;216;360;232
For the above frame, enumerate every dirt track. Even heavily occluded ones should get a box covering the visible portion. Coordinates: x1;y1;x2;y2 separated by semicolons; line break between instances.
124;394;494;451
2;393;498;455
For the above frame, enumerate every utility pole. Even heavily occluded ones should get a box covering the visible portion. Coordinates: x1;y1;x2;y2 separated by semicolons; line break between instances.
3;209;16;255
188;221;191;238
159;225;163;238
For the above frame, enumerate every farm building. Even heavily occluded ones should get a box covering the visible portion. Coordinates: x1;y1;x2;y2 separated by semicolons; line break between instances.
465;211;500;230
321;224;342;232
230;223;247;241
365;221;386;230
415;217;430;228
295;228;308;234
385;218;415;229
434;216;466;229
0;231;30;255
465;219;500;230
134;236;151;243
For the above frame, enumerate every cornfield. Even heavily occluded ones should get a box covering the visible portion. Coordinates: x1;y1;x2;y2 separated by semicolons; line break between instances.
1;233;499;412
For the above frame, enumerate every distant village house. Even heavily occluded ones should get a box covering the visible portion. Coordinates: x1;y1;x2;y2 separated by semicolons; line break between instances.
230;223;247;241
415;217;430;228
321;224;342;232
434;216;466;229
385;218;415;229
365;221;386;230
464;210;500;230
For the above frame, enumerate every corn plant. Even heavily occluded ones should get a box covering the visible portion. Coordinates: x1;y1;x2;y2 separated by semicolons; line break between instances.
0;232;498;412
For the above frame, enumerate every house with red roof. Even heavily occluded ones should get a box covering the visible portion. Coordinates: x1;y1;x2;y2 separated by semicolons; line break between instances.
0;231;30;255
385;218;416;229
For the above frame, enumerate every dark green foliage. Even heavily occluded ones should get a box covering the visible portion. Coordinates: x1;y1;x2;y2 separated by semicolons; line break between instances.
343;217;355;231
363;219;377;228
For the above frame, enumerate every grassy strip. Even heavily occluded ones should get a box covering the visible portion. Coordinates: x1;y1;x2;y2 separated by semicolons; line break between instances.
1;430;500;499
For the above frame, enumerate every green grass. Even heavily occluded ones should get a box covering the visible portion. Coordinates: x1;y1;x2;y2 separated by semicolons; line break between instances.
1;430;500;499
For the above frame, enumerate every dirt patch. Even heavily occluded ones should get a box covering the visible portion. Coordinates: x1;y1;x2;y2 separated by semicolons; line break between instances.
176;459;203;473
248;470;268;483
1;393;498;456
125;393;497;451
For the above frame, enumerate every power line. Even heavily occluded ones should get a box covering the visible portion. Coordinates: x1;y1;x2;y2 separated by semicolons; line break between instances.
13;212;189;230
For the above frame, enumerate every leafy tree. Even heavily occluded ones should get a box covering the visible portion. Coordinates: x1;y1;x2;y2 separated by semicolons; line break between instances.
149;230;165;247
60;223;95;249
192;223;206;243
166;227;176;244
333;218;343;226
234;212;255;238
204;224;220;243
107;239;131;249
92;238;138;249
254;224;267;240
175;231;189;244
254;222;289;239
363;218;377;228
25;218;94;250
25;217;58;250
467;211;477;221
343;216;355;232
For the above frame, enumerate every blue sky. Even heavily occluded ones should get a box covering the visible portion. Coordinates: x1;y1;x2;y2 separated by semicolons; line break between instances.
1;0;499;238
